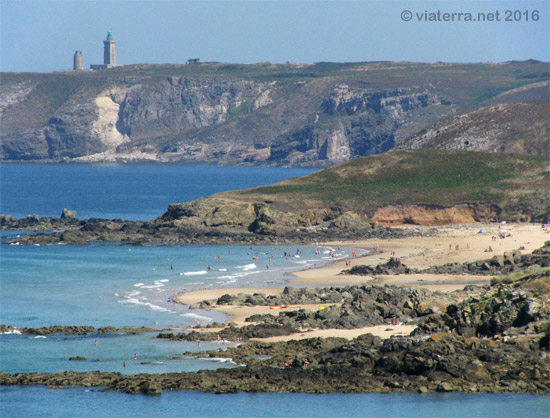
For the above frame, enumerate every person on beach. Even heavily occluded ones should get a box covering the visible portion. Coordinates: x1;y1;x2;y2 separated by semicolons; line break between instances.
134;354;138;360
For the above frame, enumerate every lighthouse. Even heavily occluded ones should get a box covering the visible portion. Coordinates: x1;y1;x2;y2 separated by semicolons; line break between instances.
103;31;116;66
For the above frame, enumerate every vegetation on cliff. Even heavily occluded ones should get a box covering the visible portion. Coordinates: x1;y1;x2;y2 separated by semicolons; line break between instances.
2;150;548;245
2;60;548;165
193;150;550;225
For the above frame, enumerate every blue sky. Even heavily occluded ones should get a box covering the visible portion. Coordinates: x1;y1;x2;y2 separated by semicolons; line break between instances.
1;0;548;72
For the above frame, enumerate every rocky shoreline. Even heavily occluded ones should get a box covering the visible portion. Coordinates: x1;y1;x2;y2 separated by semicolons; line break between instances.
2;249;548;395
343;241;550;277
0;209;423;246
0;324;159;335
2;331;548;395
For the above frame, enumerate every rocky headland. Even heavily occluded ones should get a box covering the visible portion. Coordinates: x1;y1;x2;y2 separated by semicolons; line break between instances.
2;150;548;246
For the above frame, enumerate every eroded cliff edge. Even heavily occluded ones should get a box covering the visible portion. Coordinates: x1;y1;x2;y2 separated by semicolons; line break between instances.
2;61;548;166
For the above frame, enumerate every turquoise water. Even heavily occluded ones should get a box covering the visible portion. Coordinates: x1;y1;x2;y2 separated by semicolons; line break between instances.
1;333;237;375
1;238;335;329
1;164;548;416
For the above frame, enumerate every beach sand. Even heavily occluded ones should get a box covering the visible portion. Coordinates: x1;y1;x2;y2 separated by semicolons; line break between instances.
176;223;549;341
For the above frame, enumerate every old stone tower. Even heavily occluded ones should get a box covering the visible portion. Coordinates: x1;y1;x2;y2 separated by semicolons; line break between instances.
73;51;84;70
103;31;116;66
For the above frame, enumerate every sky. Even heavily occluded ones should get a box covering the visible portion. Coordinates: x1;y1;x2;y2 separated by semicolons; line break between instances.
1;0;549;73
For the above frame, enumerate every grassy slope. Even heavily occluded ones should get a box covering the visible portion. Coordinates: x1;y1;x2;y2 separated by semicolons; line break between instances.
219;150;549;216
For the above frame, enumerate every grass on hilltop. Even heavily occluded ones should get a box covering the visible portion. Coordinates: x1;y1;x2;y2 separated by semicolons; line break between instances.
223;150;549;215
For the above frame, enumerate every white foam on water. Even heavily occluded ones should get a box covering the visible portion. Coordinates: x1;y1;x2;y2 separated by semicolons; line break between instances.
119;297;140;305
158;279;169;283
118;297;175;313
238;263;257;270
218;268;227;272
183;271;208;276
198;357;236;364
34;336;46;339
140;284;164;289
181;313;213;322
1;329;22;335
133;283;144;287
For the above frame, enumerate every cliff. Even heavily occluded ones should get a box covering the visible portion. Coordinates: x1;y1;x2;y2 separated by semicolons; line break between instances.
397;99;549;156
2;61;548;165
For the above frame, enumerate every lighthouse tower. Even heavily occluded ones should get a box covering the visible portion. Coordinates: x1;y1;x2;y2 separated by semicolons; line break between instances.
103;31;116;67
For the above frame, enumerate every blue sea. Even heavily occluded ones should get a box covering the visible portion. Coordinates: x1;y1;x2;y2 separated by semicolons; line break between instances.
1;163;548;417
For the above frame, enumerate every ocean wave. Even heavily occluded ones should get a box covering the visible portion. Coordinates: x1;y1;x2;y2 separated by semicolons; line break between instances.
218;270;263;280
1;329;22;335
181;271;208;276
140;284;164;289
181;313;213;322
218;268;227;272
238;263;257;270
133;282;144;287
198;357;236;364
119;297;175;313
158;279;169;283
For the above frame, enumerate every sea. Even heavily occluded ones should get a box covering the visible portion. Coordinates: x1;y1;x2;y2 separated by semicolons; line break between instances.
1;163;548;418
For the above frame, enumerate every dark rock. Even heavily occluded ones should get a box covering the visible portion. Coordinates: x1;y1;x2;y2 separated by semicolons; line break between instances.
61;208;77;219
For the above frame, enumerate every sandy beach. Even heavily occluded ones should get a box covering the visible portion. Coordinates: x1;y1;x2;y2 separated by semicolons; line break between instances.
176;222;550;341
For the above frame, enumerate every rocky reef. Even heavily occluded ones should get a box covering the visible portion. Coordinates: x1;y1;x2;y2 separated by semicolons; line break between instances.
2;267;549;395
0;203;412;245
0;324;158;335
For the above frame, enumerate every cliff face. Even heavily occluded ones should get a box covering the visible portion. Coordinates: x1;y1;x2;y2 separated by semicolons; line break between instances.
269;85;452;165
397;99;550;157
115;77;273;140
1;61;547;165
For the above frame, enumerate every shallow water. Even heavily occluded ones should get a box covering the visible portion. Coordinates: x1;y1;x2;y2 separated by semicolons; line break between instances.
0;388;548;418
